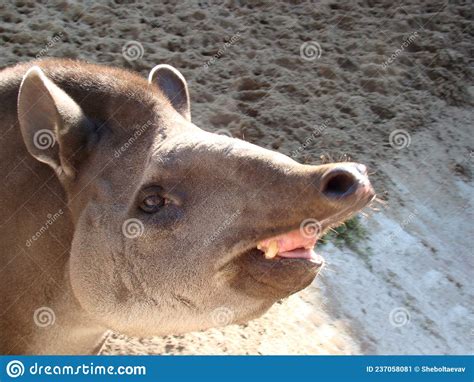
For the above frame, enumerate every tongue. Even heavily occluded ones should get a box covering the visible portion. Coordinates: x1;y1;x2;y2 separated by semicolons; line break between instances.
278;249;324;264
279;248;314;259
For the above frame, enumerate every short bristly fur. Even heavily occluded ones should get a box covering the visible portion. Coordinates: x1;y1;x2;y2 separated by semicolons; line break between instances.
0;59;374;354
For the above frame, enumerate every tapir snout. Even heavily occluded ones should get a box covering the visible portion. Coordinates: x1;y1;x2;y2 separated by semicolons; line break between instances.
217;155;375;301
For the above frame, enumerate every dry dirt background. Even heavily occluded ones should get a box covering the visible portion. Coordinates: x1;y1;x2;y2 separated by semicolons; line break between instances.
1;0;472;354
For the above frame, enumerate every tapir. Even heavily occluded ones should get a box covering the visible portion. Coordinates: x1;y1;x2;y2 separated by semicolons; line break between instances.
0;59;374;354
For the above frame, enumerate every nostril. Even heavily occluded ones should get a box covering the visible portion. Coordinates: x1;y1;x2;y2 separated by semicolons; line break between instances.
321;171;357;197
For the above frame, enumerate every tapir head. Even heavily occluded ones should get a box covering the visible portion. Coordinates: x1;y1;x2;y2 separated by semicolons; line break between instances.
17;61;374;336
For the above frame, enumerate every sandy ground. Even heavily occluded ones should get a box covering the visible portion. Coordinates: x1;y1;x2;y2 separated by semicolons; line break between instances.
1;0;472;354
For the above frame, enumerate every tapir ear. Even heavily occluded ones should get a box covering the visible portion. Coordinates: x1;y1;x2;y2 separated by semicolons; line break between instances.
148;64;191;122
18;66;94;180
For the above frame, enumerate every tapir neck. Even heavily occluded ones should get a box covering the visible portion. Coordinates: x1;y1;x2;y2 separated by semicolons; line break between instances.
0;110;106;354
28;270;108;355
0;278;108;354
0;248;107;354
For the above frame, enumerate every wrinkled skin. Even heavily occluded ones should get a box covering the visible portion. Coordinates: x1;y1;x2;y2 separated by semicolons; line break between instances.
0;59;374;354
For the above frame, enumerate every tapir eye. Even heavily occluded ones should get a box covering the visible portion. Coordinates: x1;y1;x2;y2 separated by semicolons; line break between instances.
140;193;166;213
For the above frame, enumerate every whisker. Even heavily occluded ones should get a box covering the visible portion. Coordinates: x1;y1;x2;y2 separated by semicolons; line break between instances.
321;265;335;272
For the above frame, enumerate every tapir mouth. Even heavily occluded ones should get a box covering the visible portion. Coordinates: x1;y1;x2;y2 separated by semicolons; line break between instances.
234;202;375;299
256;229;324;264
230;227;326;300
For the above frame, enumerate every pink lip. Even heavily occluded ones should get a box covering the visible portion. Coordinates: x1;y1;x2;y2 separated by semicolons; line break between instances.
258;229;318;252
